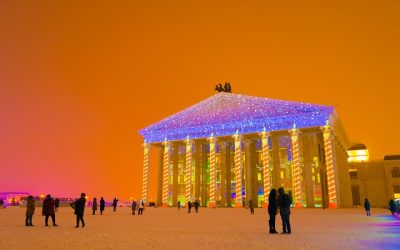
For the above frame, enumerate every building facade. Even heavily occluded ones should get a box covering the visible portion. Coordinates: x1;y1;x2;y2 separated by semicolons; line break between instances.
139;93;352;208
349;147;400;208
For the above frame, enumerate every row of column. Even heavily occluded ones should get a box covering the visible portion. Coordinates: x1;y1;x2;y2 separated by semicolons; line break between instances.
142;123;338;208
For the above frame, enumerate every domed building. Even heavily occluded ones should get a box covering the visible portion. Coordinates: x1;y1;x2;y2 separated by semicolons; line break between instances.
348;143;369;163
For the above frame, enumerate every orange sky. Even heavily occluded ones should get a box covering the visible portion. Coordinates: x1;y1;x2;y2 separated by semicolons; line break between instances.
1;1;399;200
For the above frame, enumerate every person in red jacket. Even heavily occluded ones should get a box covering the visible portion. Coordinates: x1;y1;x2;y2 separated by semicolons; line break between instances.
42;194;58;227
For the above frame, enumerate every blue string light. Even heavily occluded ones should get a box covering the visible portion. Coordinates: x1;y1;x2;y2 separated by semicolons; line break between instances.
139;92;333;143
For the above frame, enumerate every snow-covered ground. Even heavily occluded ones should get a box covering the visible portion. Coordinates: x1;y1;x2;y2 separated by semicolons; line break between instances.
0;206;398;249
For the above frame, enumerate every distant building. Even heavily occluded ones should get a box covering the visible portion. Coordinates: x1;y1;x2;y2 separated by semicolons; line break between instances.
0;192;30;206
349;144;400;207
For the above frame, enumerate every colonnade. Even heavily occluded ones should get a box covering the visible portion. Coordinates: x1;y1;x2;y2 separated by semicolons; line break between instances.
141;124;345;208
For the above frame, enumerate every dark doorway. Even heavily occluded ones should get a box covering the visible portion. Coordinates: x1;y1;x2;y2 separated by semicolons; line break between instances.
351;186;360;205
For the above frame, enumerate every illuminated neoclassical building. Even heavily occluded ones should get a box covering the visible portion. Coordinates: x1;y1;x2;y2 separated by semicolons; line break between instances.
139;93;352;208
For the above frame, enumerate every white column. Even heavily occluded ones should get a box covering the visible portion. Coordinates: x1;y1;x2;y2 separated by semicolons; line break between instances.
260;129;271;208
185;137;193;203
162;139;170;207
141;142;150;203
289;125;302;208
322;121;338;208
233;132;243;208
208;134;217;208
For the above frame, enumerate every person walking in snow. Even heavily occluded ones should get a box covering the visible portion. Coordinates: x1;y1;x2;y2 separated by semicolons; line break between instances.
42;194;58;227
70;193;86;228
187;201;192;214
364;198;371;216
389;199;396;215
113;197;118;212
132;199;137;215
25;196;35;226
268;189;278;234
277;187;292;234
92;197;98;215
100;197;105;215
137;199;144;215
248;199;255;215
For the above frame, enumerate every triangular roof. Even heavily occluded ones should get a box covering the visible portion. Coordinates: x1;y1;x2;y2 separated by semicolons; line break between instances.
139;92;334;143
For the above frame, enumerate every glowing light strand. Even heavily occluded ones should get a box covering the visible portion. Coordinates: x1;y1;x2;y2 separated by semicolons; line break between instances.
233;132;242;208
162;140;170;207
185;137;192;203
260;129;271;208
323;122;337;208
208;134;216;208
142;142;150;203
139;93;333;143
289;125;302;208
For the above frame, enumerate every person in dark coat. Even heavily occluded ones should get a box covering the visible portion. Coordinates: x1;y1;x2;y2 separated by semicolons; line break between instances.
54;198;60;212
42;194;57;226
113;197;118;212
268;189;278;234
25;196;35;226
71;193;86;228
248;199;255;215
100;197;105;215
92;198;98;215
132;199;137;215
194;200;199;213
364;198;371;216
177;201;181;211
187;201;192;213
277;187;292;234
389;199;396;215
